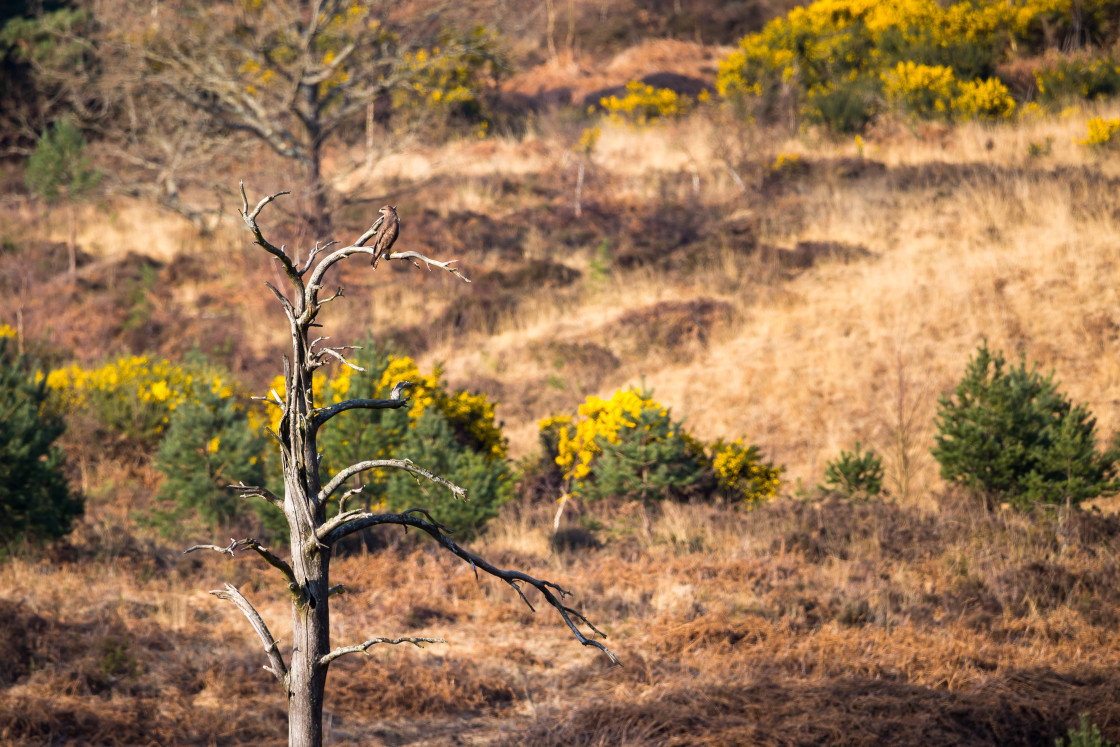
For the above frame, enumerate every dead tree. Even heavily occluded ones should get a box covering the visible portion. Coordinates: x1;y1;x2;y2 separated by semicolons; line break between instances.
186;184;617;747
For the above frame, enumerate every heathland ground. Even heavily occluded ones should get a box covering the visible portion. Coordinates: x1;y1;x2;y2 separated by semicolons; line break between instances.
3;4;1120;744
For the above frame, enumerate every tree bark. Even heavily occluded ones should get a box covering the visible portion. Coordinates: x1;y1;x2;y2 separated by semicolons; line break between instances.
288;536;330;747
299;75;331;239
189;186;616;747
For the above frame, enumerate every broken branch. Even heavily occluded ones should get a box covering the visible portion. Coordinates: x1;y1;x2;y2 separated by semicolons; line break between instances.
319;636;445;667
185;537;296;589
387;250;471;282
210;583;289;686
317;459;467;509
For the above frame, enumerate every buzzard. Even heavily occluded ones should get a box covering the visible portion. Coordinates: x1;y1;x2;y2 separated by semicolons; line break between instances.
369;205;399;269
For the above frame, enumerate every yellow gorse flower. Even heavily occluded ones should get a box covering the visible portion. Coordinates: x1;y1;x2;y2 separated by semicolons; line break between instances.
44;355;241;441
573;126;601;155
712;439;783;506
599;81;693;126
1077;117;1120;148
717;0;1054;125
549;389;668;481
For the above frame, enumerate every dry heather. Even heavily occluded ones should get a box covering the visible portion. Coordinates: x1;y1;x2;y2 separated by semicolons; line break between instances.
5;29;1120;744
3;494;1120;745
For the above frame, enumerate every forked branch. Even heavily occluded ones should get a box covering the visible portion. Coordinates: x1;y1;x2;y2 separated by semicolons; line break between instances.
319;510;620;665
184;537;297;589
210;583;289;686
239;182;299;282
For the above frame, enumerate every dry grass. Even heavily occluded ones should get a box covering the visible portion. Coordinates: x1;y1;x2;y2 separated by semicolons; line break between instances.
9;99;1120;481
6;32;1120;744
4;492;1120;745
416;101;1120;494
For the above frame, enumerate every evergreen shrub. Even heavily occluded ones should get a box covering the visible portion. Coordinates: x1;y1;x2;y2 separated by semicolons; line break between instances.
1056;714;1115;747
819;442;884;499
24;117;101;203
314;341;510;538
0;340;82;548
151;393;276;538
931;342;1119;510
1035;57;1120;107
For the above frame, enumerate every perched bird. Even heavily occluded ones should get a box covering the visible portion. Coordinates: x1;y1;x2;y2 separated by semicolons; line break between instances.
369;205;399;269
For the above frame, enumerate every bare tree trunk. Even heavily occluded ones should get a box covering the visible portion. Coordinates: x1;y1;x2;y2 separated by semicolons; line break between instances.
545;0;558;62
186;185;617;747
574;160;585;217
305;146;331;240
288;541;330;747
300;78;331;240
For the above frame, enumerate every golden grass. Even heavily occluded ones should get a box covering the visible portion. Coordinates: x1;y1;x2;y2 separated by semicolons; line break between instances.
395;100;1120;499
5;492;1120;745
9;97;1120;493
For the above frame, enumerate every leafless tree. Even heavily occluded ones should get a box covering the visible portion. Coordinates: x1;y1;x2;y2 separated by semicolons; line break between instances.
186;184;616;747
96;0;505;234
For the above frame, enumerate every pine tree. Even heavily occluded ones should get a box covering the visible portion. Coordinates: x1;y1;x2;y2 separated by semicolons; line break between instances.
24;117;101;276
383;408;510;539
932;342;1118;510
152;395;273;537
0;340;82;548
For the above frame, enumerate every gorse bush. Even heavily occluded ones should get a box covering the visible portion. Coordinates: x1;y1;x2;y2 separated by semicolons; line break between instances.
540;388;780;507
932;342;1119;510
0;340;82;548
711;439;783;506
952;77;1018;119
574;403;710;505
311;341;509;538
598;80;701;126
714;0;1107;131
881;61;959;119
820;442;884;499
768;152;807;175
1035;57;1120;106
1077;116;1120;147
46;356;238;447
880;61;1018;121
